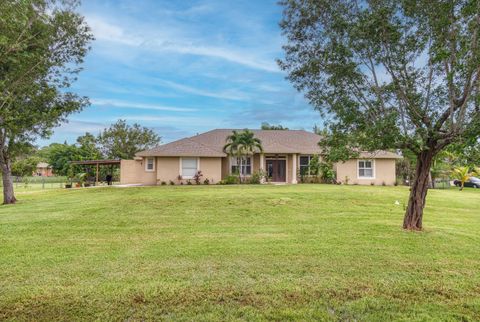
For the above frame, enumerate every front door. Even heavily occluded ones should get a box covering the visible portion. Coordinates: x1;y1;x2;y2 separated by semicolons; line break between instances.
266;159;286;182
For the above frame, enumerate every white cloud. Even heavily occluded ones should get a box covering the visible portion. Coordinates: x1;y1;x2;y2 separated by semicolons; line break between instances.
85;15;281;73
155;79;250;101
119;115;225;127
91;98;197;112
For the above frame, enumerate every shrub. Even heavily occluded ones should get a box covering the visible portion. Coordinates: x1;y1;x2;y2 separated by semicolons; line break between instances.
204;178;210;185
370;182;375;186
161;181;167;185
217;180;226;185
344;176;350;185
169;180;175;185
224;175;239;184
320;161;335;183
187;180;192;185
249;170;264;184
193;171;203;185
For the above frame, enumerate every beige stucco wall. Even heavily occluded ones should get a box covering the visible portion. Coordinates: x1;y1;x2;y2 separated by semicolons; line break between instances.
120;159;157;185
221;157;229;179
154;157;222;184
335;159;396;185
156;157;180;183
199;157;222;184
253;154;260;173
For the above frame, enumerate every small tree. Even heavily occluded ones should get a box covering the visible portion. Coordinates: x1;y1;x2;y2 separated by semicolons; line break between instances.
223;130;263;183
0;0;93;203
451;166;473;190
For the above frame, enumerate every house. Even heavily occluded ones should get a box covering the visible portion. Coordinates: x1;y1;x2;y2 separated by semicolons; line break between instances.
33;162;53;177
120;129;401;185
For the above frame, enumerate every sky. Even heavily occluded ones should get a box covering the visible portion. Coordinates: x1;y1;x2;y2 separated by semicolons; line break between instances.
42;0;322;145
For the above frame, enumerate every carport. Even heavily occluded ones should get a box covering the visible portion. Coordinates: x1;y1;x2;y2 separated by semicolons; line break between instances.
70;159;121;186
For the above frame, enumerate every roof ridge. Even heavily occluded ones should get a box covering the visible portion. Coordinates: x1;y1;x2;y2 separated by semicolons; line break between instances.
187;137;225;154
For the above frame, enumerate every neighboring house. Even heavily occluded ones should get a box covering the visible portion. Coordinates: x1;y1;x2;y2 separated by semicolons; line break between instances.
34;162;53;177
120;129;401;185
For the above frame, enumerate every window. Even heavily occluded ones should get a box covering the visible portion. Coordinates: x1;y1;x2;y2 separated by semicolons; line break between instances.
145;157;155;171
231;156;251;175
299;155;312;175
358;160;374;178
181;158;198;178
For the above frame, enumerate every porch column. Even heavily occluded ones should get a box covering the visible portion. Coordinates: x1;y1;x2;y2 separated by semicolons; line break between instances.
260;153;265;183
292;154;298;184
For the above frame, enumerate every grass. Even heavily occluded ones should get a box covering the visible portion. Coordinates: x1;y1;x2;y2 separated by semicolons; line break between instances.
0;184;479;321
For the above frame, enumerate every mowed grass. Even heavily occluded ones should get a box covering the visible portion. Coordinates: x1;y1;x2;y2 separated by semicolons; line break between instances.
0;185;479;321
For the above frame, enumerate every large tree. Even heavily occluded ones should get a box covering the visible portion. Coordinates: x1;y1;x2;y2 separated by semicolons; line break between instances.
279;0;480;230
97;120;161;159
0;0;93;203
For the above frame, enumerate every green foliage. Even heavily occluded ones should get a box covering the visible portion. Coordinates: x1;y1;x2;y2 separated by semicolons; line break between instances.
451;166;474;191
248;170;265;184
0;0;93;202
261;122;289;130
224;175;239;185
97;120;161;159
279;0;480;226
319;161;335;183
308;155;320;176
223;129;263;182
11;156;42;177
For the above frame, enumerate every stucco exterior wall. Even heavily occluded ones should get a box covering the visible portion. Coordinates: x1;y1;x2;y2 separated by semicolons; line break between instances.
253;154;260;173
199;157;222;184
120;159;157;185
221;157;229;179
335;159;397;185
156;157;180;183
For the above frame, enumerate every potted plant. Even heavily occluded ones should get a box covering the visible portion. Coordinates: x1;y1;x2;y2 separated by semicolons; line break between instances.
76;172;87;187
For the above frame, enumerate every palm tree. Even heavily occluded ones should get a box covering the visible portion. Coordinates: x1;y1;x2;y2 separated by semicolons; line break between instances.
223;130;263;183
451;166;472;191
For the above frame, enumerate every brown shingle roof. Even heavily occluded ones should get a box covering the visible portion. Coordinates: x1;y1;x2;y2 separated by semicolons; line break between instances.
136;129;402;159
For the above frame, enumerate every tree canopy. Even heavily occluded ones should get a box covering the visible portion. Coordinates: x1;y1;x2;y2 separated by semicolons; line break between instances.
97;120;161;160
279;0;480;230
0;0;93;203
261;122;289;130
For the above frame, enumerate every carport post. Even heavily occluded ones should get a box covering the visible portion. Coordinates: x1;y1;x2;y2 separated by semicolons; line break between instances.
96;163;99;185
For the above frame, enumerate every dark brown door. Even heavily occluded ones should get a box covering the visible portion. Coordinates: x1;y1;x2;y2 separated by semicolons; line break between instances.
266;160;286;182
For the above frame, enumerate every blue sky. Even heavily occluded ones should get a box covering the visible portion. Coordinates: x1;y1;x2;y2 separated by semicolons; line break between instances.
43;0;322;145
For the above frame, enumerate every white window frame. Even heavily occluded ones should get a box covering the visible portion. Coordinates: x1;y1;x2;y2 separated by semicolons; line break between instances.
230;156;252;176
357;159;375;179
145;157;155;172
180;157;200;179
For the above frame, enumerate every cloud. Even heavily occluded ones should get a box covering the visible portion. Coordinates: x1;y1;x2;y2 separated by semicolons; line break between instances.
155;79;250;101
91;98;197;112
119;115;227;127
86;15;281;73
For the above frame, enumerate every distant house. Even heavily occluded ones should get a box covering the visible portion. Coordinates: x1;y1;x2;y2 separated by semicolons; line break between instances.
34;162;53;177
120;129;401;185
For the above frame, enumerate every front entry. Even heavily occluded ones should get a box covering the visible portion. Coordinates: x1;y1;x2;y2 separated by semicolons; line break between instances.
266;159;286;182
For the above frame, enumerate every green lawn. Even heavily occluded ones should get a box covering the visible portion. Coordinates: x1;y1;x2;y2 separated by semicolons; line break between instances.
0;185;479;321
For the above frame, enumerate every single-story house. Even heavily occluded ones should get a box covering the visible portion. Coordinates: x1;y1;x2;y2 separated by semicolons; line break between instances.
33;162;53;177
120;129;401;185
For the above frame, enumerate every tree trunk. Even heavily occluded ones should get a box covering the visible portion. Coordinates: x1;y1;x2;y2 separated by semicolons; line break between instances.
403;150;435;230
1;161;16;204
